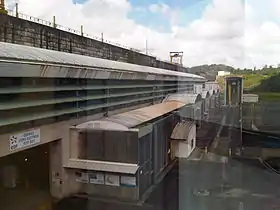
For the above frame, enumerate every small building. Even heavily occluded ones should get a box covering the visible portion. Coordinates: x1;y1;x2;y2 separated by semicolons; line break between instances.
205;81;220;94
170;120;196;158
224;76;243;106
194;83;203;94
217;71;231;77
64;100;195;202
163;93;202;127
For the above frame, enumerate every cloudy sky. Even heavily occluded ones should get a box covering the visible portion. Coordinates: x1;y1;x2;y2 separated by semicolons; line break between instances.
5;0;280;69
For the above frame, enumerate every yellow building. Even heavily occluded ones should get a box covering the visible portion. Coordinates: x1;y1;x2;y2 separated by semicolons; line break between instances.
0;0;7;14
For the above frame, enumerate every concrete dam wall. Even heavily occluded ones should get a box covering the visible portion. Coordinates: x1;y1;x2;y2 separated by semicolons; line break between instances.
0;13;187;72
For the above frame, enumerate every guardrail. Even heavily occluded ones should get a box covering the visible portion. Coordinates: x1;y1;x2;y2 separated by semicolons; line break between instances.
6;8;176;66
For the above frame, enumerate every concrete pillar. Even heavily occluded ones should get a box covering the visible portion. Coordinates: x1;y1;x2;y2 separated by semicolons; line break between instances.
49;137;80;199
60;127;82;198
49;138;81;200
49;140;63;199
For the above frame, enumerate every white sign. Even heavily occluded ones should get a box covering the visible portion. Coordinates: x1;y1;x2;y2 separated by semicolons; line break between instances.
120;176;136;187
75;172;89;183
10;129;40;151
243;94;259;103
105;174;120;186
89;172;104;185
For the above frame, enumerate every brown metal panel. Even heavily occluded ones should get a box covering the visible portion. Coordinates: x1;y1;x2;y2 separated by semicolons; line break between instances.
104;130;138;164
138;132;153;196
104;101;185;128
152;114;177;178
78;130;138;163
78;130;105;160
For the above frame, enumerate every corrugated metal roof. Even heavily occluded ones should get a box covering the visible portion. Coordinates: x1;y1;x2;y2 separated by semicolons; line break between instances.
209;89;214;96
104;101;185;128
0;42;205;81
75;120;129;131
74;97;200;134
202;90;210;99
170;120;195;140
75;101;185;130
163;93;202;104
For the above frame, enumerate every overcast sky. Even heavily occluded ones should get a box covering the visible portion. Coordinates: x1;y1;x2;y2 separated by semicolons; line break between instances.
5;0;280;69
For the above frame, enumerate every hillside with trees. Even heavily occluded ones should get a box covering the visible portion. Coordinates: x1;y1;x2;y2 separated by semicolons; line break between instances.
188;64;280;96
252;73;280;92
187;64;235;81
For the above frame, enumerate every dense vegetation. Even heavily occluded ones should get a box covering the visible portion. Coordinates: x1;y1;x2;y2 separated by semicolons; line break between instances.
216;73;268;90
189;64;280;100
231;66;280;90
252;73;280;92
214;65;280;101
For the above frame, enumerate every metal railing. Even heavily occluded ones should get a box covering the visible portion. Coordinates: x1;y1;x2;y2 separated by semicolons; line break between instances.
6;8;176;66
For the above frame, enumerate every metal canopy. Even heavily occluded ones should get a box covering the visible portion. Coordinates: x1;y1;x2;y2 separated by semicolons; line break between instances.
170;120;195;141
163;93;202;105
209;89;214;96
0;42;205;81
104;101;185;128
74;101;185;130
202;90;210;99
75;120;129;131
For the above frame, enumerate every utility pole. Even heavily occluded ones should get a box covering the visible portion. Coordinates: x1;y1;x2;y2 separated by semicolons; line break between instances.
53;16;56;28
139;39;155;55
145;39;148;55
15;3;18;17
81;25;84;36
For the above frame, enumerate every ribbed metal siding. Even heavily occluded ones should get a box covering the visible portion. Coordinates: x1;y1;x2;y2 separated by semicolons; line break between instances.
138;132;153;197
177;105;194;120
0;77;195;133
153;114;176;179
78;130;138;164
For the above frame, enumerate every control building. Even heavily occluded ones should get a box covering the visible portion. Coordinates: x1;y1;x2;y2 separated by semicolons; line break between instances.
0;42;220;208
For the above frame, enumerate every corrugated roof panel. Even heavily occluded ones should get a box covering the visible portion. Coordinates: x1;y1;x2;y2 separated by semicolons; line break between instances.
0;42;205;81
164;93;202;104
104;101;185;128
75;120;129;131
170;120;195;141
202;90;210;99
